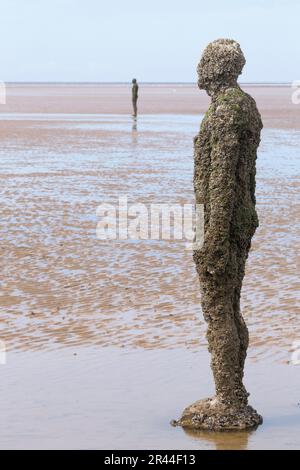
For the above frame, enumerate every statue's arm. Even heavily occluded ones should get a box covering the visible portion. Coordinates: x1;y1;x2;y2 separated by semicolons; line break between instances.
205;105;241;274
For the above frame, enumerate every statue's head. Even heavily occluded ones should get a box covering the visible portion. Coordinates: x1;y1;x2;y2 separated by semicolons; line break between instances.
197;39;245;95
132;78;137;84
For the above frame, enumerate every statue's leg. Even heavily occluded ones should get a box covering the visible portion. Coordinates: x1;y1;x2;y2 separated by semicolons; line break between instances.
132;100;137;116
176;249;262;430
200;268;248;406
232;249;249;375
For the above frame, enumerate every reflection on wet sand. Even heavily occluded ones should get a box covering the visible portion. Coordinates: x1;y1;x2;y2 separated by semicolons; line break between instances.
182;427;254;451
132;116;137;132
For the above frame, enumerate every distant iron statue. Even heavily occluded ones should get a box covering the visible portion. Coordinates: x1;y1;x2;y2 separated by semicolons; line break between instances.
132;78;139;117
177;39;263;430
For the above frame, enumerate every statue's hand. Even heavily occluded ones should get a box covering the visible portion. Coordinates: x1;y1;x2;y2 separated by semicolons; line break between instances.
204;237;230;276
193;235;230;277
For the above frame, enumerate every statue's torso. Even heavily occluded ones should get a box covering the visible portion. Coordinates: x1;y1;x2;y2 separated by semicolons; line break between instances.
194;87;263;244
132;84;138;100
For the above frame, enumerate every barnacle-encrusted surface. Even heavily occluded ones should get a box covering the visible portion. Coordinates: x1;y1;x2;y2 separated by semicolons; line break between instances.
178;39;263;430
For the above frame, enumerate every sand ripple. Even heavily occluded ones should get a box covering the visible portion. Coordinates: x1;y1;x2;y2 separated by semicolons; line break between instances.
0;115;299;362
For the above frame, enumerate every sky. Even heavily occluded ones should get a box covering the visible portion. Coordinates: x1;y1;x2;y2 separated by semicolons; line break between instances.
0;0;299;82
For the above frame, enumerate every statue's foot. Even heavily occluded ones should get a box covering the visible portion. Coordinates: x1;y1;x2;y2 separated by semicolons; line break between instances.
173;397;262;431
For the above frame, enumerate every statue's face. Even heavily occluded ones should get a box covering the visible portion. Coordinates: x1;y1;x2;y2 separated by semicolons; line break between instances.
197;39;245;94
197;54;213;91
132;79;137;84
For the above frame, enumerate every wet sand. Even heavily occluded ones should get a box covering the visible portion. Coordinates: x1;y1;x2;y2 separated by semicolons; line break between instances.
0;113;299;359
0;85;300;448
1;347;300;450
2;83;300;129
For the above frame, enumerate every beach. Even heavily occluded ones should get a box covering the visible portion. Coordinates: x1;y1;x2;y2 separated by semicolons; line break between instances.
0;84;299;449
1;347;300;450
3;83;300;129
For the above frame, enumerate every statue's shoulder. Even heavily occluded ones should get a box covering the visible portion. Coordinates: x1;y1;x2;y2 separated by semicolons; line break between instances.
215;87;262;130
216;87;248;112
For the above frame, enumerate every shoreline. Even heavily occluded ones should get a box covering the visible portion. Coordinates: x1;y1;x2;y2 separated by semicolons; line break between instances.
4;82;293;86
1;84;299;129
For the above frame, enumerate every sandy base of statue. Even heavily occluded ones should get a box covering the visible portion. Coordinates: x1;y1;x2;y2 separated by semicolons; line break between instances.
173;397;263;431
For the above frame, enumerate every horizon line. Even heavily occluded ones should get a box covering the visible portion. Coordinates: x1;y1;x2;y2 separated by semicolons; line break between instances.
4;81;292;86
